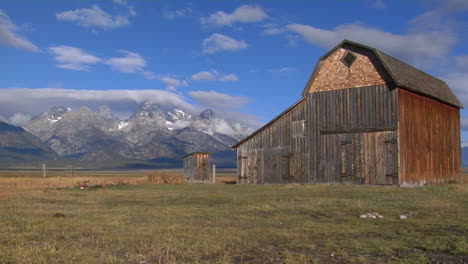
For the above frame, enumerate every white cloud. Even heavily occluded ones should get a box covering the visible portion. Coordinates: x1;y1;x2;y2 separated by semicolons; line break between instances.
0;9;39;52
456;56;468;71
219;73;239;82
190;70;239;82
113;0;127;6
201;5;268;28
56;4;135;30
286;23;456;68
410;0;468;32
105;50;149;76
105;50;145;73
372;0;386;9
445;71;468;109
49;45;101;71
191;71;216;81
268;67;297;73
142;71;156;80
189;91;250;110
202;33;248;54
8;112;32;126
163;6;192;20
160;77;182;91
0;88;197;120
462;116;468;131
0;88;260;127
48;46;155;78
280;1;468;69
0;114;6;122
261;27;286;36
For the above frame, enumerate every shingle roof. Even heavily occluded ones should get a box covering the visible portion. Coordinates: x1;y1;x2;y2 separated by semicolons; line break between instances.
303;39;463;108
376;50;462;108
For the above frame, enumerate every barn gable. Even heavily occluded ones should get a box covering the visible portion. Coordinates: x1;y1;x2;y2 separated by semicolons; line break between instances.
306;45;391;93
303;40;463;109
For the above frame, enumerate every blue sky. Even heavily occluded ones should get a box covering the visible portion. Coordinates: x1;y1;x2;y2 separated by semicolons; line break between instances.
1;1;468;143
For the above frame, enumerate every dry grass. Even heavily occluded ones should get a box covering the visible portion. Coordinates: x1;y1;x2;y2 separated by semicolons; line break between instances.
146;171;186;184
0;172;466;263
0;171;186;201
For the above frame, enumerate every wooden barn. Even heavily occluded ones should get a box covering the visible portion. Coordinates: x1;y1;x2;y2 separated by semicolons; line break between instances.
183;152;211;182
232;40;462;186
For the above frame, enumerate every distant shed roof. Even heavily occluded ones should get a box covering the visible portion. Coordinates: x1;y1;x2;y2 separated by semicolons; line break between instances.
303;39;463;109
182;152;211;159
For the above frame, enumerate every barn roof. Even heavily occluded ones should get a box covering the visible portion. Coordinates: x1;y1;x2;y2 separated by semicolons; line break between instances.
302;39;463;109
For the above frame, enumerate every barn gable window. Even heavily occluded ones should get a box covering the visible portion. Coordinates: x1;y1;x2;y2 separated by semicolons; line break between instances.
292;120;306;138
341;51;357;68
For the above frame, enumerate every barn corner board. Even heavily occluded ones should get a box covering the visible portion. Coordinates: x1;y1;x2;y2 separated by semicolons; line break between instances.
233;39;462;186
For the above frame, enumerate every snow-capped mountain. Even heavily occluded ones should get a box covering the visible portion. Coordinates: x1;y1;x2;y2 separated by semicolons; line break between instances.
190;109;254;140
23;106;72;141
21;103;254;165
119;102;193;133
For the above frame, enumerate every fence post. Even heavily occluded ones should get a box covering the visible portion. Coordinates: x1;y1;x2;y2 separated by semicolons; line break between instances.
212;164;216;184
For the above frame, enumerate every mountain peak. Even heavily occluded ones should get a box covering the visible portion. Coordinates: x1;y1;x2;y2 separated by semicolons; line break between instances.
77;106;92;114
47;106;71;119
199;109;217;120
97;105;116;119
134;102;164;118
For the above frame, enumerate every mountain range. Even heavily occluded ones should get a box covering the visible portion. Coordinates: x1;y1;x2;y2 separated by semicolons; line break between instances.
0;102;254;168
3;102;467;169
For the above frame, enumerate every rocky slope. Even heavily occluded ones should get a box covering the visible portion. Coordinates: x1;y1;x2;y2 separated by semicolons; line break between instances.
0;121;60;165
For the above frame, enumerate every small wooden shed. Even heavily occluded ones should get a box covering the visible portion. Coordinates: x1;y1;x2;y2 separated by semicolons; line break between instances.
183;152;211;182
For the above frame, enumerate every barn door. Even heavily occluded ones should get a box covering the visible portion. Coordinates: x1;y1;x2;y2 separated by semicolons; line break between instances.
238;150;248;184
339;133;365;184
281;155;296;183
364;131;398;185
320;133;364;183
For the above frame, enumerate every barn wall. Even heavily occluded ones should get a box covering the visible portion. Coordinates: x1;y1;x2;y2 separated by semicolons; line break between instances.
307;45;391;93
237;100;308;184
398;89;461;185
307;84;399;184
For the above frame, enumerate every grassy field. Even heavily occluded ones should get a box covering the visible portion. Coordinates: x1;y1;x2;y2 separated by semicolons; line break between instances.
0;172;467;264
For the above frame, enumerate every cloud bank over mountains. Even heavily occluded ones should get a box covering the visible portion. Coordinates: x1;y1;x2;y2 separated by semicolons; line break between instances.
0;88;260;128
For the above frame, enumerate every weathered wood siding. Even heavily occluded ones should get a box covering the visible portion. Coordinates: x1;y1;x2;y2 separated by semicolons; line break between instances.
183;153;210;182
237;100;308;184
308;84;399;184
398;89;461;185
